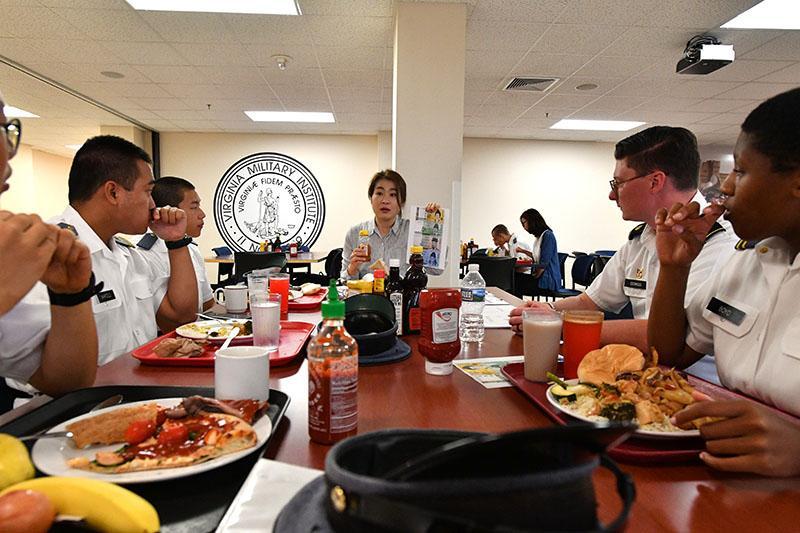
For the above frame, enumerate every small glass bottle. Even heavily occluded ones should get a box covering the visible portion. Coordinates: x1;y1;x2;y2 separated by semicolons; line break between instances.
308;280;358;445
358;229;371;261
402;246;428;335
385;259;404;336
373;268;386;295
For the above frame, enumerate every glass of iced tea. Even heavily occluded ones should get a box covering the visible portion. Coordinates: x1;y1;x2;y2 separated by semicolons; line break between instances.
561;310;604;379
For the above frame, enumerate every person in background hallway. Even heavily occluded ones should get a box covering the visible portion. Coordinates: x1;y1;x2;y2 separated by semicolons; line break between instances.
508;127;736;362
137;176;214;313
0;90;96;410
649;88;800;477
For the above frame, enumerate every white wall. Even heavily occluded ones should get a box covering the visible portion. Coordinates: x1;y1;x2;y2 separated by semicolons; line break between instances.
159;132;379;278
461;137;634;256
0;144;71;219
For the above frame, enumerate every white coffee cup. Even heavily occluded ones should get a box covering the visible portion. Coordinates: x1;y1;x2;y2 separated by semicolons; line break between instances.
522;308;563;382
214;285;248;313
215;346;270;401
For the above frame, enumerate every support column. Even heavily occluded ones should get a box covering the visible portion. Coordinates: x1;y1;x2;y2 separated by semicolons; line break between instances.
393;2;466;287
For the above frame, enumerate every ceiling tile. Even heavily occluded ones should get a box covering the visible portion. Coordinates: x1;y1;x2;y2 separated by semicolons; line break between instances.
51;8;161;41
715;82;798;100
465;90;492;106
220;13;309;45
696;112;749;126
331;100;381;113
606;78;684;98
466;20;550;51
169;119;221;131
262;67;325;87
743;33;800;61
536;93;597;109
715;28;787;56
152;109;204;121
171;43;254;66
300;0;393;17
684;98;757;113
668;81;743;98
194;65;265;86
552;77;625;95
24;62;149;85
138;12;235;43
315;47;385;70
160;84;225;99
212;85;277;100
0;6;85;39
758;62;800;83
574;55;656;79
532;24;625;56
306;15;392;48
605;26;709;59
556;0;657;25
322;69;384;88
127;97;191;110
134;65;208;84
39;0;131;8
642;96;705;112
512;54;592;78
704;59;794;82
101;41;185;65
278;99;332;111
655;0;763;29
328;86;381;103
182;98;279;113
272;85;331;101
617;109;718;124
578;96;650;114
471;0;565;21
466;49;528;80
245;44;319;69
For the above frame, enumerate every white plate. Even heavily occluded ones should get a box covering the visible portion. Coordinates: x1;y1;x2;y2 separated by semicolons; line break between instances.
175;320;254;342
546;380;700;440
32;398;272;484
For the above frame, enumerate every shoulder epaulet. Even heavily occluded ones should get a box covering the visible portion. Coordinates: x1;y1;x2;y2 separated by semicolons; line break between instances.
56;222;77;236
704;221;725;242
628;223;647;240
114;235;134;248
136;233;159;250
735;239;757;251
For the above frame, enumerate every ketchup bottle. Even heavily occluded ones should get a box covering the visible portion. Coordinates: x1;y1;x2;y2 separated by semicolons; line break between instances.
419;288;461;375
308;280;358;444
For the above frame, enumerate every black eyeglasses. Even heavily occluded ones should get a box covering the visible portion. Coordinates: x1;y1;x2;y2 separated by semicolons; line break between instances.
609;172;650;193
1;119;21;158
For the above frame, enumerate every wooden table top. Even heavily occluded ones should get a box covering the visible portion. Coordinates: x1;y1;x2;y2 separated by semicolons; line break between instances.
205;251;329;264
25;288;800;530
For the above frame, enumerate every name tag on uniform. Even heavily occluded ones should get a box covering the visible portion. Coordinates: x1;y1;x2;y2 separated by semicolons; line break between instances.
624;279;646;290
706;297;746;326
97;290;116;303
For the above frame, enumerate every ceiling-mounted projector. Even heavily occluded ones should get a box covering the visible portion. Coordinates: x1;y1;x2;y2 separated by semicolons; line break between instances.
676;35;735;75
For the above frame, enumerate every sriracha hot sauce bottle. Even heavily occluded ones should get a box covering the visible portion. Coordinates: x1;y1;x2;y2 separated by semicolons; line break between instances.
419;288;461;375
308;280;358;444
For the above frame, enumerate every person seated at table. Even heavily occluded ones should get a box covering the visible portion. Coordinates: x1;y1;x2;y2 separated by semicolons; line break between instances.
649;88;800;477
136;176;213;313
0;92;97;407
509;126;737;356
7;136;198;372
490;224;531;267
342;169;441;279
514;209;560;296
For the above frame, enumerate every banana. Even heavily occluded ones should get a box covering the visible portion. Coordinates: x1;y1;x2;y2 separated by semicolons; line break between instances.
0;476;159;533
0;434;35;490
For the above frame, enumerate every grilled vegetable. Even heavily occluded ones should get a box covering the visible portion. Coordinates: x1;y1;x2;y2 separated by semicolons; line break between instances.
599;402;636;422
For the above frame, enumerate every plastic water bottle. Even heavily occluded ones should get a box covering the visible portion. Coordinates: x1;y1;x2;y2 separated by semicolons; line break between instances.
460;264;486;342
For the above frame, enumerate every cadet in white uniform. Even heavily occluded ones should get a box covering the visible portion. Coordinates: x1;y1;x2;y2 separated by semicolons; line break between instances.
6;136;198;370
510;126;736;358
0;91;97;409
649;87;800;477
136;176;214;312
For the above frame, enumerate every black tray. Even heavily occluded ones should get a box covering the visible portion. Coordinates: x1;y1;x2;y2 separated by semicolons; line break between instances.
0;385;290;533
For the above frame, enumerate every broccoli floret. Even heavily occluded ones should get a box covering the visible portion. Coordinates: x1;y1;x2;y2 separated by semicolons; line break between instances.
599;402;636;422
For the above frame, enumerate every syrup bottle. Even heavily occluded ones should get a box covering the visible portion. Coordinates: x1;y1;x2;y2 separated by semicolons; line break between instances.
402;246;428;335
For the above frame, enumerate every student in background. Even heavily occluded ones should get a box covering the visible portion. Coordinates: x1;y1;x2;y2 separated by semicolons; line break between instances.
137;176;214;312
649;88;800;477
490;224;530;261
0;91;97;408
514;209;560;295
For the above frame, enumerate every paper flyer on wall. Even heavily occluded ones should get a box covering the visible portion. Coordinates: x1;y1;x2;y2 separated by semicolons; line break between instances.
454;356;524;389
407;205;449;271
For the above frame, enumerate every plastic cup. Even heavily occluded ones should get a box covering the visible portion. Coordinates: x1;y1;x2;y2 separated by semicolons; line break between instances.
522;308;563;382
269;273;290;320
251;292;281;352
561;310;604;379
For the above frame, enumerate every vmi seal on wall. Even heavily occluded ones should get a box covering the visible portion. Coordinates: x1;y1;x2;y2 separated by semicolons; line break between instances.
214;152;326;252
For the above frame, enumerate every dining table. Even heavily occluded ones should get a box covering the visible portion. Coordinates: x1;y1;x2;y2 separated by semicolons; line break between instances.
4;288;799;531
205;250;329;283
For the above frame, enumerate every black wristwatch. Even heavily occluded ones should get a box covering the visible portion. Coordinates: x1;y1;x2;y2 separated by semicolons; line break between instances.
48;272;104;307
165;236;192;250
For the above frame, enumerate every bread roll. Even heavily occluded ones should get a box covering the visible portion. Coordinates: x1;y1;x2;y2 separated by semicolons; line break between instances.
577;344;645;385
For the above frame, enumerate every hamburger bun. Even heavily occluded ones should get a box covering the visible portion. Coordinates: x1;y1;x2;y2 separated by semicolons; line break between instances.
577;344;645;385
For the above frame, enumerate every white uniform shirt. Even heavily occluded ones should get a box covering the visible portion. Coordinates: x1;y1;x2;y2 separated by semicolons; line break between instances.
685;237;800;416
585;193;737;318
52;207;169;365
136;235;213;312
0;285;50;382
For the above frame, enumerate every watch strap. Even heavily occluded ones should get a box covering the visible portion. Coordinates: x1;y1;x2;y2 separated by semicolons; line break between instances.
48;272;104;307
165;236;192;250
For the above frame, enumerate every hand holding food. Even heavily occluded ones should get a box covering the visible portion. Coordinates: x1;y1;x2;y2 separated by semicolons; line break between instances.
149;205;188;242
673;399;800;476
654;201;724;268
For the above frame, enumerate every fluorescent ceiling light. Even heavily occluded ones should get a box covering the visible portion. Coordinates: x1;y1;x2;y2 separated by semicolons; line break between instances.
721;0;800;29
124;0;301;15
550;119;645;131
245;111;335;123
4;105;39;118
65;144;83;151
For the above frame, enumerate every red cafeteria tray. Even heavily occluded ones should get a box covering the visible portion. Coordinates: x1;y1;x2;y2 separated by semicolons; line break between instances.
132;321;315;368
288;288;327;311
501;362;747;465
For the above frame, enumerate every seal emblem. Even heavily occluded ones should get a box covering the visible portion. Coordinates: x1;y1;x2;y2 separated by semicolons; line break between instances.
214;152;326;252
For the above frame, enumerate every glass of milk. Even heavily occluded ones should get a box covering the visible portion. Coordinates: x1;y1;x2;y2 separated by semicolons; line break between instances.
251;292;281;353
522;308;564;381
